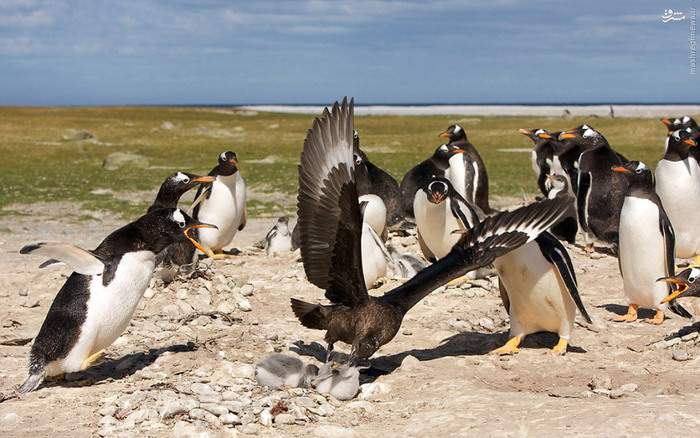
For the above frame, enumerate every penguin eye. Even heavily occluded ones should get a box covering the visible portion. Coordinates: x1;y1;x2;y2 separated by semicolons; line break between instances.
673;132;681;141
689;276;697;283
178;221;186;228
183;177;190;184
354;155;362;165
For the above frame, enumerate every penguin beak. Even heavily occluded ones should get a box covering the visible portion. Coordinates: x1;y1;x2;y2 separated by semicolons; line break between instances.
559;133;576;139
684;139;697;146
439;131;449;138
184;223;218;253
430;192;445;204
193;176;215;183
229;157;238;164
657;277;689;303
453;148;465;154
546;174;556;180
517;129;531;135
661;118;673;125
611;166;629;173
537;132;552;139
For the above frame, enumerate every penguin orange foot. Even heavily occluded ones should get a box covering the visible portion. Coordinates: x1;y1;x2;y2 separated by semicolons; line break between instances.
546;338;568;356
491;335;522;355
613;304;638;323
642;310;665;325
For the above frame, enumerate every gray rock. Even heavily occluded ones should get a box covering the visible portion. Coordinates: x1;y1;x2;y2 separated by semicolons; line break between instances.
220;413;241;425
160;402;188;419
237;423;259;435
672;346;689;361
199;403;229;417
259;409;273;427
588;374;612;391
274;413;296;424
620;383;638;393
240;284;255;296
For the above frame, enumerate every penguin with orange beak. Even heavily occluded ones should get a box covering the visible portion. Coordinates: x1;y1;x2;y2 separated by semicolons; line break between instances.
612;161;691;324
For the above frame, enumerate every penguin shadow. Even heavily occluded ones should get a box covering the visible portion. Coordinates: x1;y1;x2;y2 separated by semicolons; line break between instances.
42;342;198;390
292;331;586;383
600;303;659;320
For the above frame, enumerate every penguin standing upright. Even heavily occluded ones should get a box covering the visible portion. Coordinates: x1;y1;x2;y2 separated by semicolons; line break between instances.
191;151;247;258
655;129;700;267
492;230;592;356
561;127;627;251
439;124;493;214
413;177;484;262
358;195;391;289
353;130;404;226
544;174;578;244
399;143;465;217
17;208;214;393
612;161;691;324
519;128;555;197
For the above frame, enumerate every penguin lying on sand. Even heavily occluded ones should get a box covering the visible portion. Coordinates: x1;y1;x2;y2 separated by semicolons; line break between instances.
255;354;319;388
17;208;215;393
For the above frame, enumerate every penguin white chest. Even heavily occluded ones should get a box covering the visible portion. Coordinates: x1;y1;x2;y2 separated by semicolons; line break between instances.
446;154;467;200
197;173;247;251
618;197;671;310
655;159;700;258
51;251;156;375
494;242;576;338
361;222;387;289
413;198;460;260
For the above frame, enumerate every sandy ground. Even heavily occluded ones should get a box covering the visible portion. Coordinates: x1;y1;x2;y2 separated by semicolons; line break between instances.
2;200;700;437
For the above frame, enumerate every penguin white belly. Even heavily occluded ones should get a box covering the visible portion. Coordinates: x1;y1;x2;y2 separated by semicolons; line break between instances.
470;161;480;204
530;151;539;176
551;157;575;197
655;159;700;259
413;198;461;260
361;222;387;289
494;242;576;339
197;174;246;252
618;198;670;310
446;154;468;200
46;251;156;376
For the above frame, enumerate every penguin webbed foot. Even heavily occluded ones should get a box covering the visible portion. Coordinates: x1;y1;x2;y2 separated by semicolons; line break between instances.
546;338;568;356
491;335;522;355
612;304;638;323
642;310;665;325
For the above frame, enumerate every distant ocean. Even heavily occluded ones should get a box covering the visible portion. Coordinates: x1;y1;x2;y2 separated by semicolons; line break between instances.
230;103;700;118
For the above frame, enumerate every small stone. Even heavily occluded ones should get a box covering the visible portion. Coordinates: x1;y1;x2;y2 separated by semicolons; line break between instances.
200;403;229;417
666;337;682;347
548;387;584;398
259;409;273;427
274;413;296;424
672;346;689;361
240;284;254;296
21;298;40;308
609;389;626;399
479;317;494;331
237;299;253;312
98;405;118;417
588;374;612;391
237;423;259;435
189;409;208;420
143;288;155;299
176;289;188;300
346;401;375;414
682;332;698;342
220;413;241;425
160;402;188;419
18;285;28;296
358;382;391;400
0;413;23;427
620;383;638;393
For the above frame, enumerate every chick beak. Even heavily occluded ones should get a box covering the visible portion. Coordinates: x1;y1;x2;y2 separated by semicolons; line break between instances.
184;222;218;253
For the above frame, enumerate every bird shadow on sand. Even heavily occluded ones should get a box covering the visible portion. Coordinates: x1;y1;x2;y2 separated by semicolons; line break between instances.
292;330;586;383
600;303;660;320
39;341;198;391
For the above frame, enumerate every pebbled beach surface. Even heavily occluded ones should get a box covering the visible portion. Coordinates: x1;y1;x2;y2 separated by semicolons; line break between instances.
1;199;700;437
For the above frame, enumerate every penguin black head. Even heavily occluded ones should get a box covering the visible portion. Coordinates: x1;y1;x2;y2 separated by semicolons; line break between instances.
666;128;697;150
149;172;216;212
217;151;239;176
661;118;683;131
611;161;651;185
658;267;700;301
433;143;464;161
439;124;467;142
353;130;360;148
559;125;607;149
423;177;453;204
140;208;217;254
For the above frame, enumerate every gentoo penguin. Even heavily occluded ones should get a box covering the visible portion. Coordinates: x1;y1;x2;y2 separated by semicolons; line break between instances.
654;129;700;267
519;128;555;197
149;172;215;275
353;130;404;226
17;208;215;393
314;356;369;400
255;354;319;388
358;194;388;241
291;97;570;364
661;116;700;142
399;143;465;218
492;230;592;355
562;127;628;251
147;172;215;213
413;177;484;262
264;216;294;255
544;174;578;244
439;124;493;214
658;267;700;303
612;161;691;324
191;151;247;258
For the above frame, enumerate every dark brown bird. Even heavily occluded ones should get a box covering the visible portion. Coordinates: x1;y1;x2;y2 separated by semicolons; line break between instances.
291;98;570;364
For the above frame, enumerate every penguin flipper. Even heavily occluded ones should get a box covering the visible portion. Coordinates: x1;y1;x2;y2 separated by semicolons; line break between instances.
536;233;593;324
498;279;510;313
18;372;44;394
416;229;436;262
576;172;591;232
239;208;248;231
20;242;105;275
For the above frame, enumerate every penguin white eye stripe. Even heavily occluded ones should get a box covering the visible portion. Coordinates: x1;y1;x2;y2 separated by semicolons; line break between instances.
427;181;447;193
171;210;187;228
690;268;700;282
174;172;188;182
219;152;227;161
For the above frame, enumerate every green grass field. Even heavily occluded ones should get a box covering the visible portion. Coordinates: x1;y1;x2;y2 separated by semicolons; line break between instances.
0;106;692;220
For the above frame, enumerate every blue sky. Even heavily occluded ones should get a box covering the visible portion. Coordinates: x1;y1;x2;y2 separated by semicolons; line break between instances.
1;0;699;106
